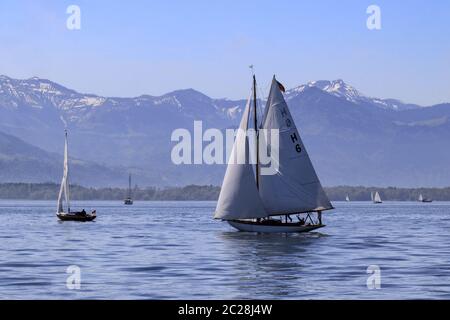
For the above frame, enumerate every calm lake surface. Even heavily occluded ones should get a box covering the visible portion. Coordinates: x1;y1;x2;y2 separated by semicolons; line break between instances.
0;200;449;299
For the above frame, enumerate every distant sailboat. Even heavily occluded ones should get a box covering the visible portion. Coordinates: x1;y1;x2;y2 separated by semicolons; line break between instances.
56;130;96;222
372;191;382;204
418;194;433;203
214;75;333;233
124;173;134;205
345;195;350;202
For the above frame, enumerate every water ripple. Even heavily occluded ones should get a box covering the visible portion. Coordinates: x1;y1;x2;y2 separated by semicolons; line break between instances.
0;200;450;299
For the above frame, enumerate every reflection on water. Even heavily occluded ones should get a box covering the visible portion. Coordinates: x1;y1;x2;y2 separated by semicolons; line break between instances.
0;200;450;299
219;231;327;298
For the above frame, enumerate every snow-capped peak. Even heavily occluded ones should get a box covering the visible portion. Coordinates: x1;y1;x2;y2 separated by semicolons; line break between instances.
286;79;420;111
287;79;365;103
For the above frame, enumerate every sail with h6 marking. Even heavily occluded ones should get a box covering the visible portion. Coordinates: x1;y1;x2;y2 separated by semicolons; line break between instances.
258;77;333;215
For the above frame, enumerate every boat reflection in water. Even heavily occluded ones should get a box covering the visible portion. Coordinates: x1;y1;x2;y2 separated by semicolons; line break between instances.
219;231;327;297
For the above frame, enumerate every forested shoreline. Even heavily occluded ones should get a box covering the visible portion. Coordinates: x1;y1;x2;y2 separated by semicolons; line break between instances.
1;183;450;201
0;183;220;201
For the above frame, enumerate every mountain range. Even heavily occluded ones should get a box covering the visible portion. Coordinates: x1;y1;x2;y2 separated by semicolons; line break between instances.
0;75;449;187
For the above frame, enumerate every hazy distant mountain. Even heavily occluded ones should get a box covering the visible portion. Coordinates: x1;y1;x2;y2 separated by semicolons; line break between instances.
0;75;449;187
0;130;145;187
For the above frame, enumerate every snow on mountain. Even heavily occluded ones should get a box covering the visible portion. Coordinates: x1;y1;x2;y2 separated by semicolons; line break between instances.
286;79;420;111
286;79;363;102
0;75;449;187
0;76;421;123
0;75;107;114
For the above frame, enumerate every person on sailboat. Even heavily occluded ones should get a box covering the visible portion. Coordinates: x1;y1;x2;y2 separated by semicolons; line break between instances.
318;211;322;225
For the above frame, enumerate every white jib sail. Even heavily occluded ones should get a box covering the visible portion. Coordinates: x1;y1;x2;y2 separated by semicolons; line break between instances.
258;77;333;215
214;90;267;220
374;192;382;203
57;131;70;213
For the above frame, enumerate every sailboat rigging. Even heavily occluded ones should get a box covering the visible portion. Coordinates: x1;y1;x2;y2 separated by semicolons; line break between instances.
124;173;134;205
372;191;382;204
214;75;333;233
56;130;96;221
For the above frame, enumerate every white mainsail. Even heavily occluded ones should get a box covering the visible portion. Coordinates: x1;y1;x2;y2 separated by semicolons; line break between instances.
258;77;333;215
346;195;350;202
214;90;267;220
57;131;70;214
418;194;423;202
374;191;382;203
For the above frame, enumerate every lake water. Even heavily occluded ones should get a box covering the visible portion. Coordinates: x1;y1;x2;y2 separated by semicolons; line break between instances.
0;200;449;299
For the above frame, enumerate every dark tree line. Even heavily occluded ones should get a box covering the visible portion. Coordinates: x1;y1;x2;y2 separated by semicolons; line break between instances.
0;183;220;201
0;183;449;201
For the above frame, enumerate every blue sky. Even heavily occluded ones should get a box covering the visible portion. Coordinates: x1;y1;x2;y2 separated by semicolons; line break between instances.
0;0;449;105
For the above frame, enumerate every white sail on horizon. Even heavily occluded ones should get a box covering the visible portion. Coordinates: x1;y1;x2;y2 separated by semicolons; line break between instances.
258;77;333;215
374;191;382;203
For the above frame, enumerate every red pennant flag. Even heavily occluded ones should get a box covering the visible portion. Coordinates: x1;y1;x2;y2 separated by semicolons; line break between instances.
276;80;286;93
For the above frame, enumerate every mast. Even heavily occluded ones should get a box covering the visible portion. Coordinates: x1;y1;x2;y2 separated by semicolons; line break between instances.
57;129;71;213
65;130;71;213
128;173;132;198
253;75;260;189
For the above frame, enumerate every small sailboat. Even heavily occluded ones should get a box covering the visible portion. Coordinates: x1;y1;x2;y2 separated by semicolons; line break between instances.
124;173;134;205
372;191;382;204
56;130;96;222
214;75;333;233
345;195;350;202
418;194;433;203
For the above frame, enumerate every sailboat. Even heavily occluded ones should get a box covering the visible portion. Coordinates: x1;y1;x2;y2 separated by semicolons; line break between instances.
418;194;432;203
124;173;134;205
56;130;96;222
345;195;350;202
372;191;382;204
214;75;333;233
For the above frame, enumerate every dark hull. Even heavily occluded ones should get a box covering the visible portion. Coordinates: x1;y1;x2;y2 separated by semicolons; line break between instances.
124;198;133;205
57;213;96;222
228;220;325;233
